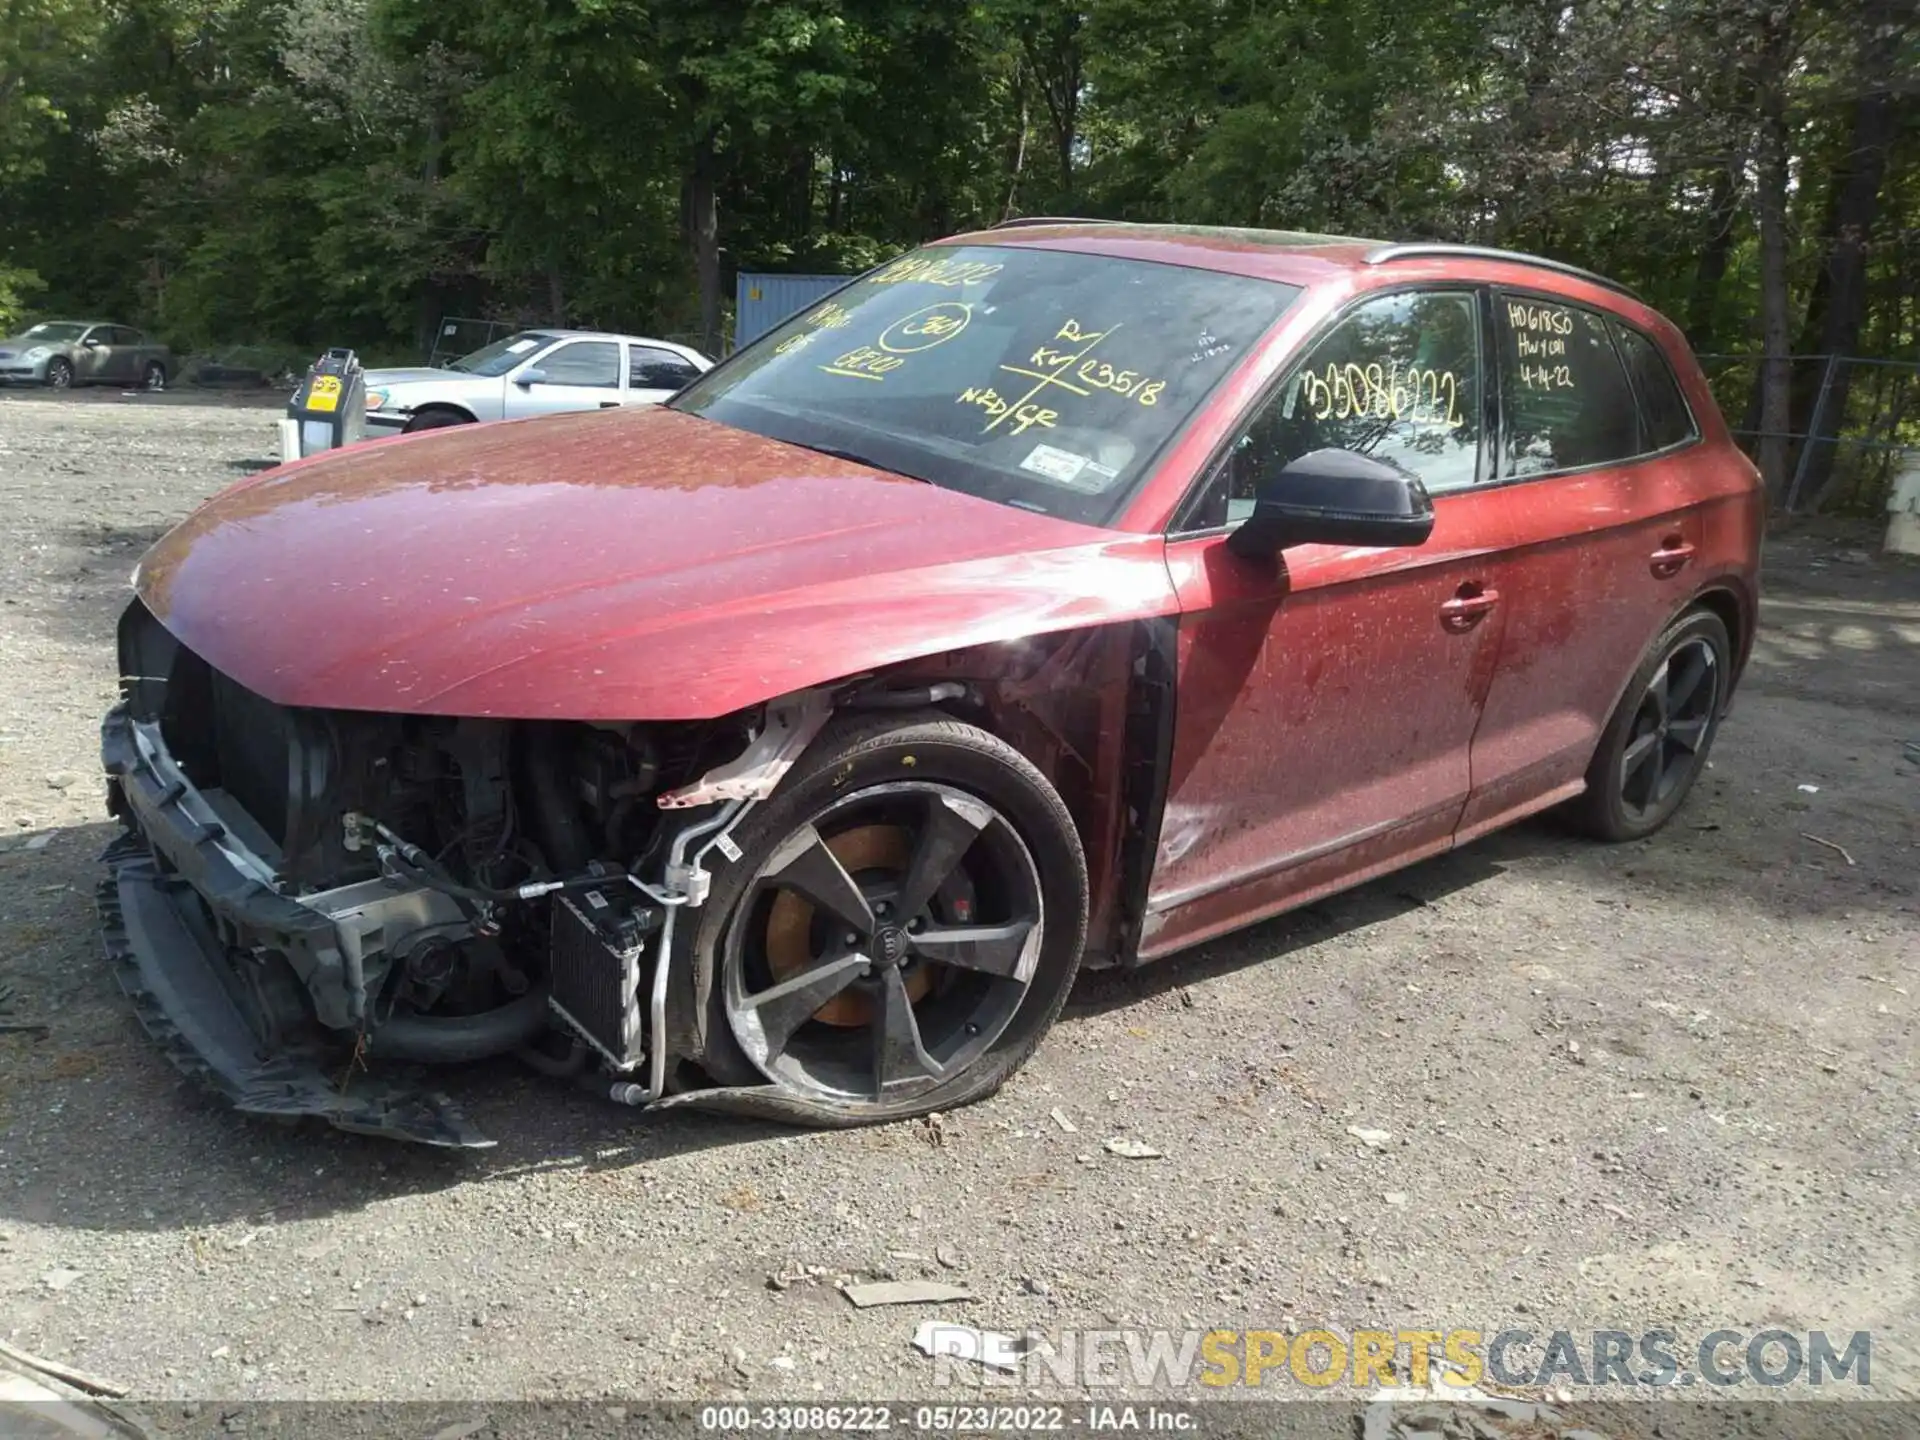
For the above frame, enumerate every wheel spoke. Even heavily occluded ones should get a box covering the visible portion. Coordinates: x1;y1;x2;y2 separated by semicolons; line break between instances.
1645;659;1671;724
909;920;1038;981
871;964;943;1097
737;953;868;1062
895;792;992;920
1621;729;1662;781
1667;647;1715;716
764;824;874;936
1667;717;1711;754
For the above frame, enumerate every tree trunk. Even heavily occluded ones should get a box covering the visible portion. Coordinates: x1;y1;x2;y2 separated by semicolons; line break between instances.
1002;62;1030;221
1791;0;1900;507
1683;162;1743;351
689;127;722;357
1751;30;1794;502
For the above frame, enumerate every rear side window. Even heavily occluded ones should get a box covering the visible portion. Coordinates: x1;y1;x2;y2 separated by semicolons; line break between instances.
1610;322;1698;452
629;346;702;390
1496;296;1637;476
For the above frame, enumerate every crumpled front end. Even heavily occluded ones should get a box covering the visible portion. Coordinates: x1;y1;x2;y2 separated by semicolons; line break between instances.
98;597;769;1147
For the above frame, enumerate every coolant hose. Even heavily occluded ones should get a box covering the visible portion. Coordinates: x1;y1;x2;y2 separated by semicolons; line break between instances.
519;725;594;873
364;987;551;1065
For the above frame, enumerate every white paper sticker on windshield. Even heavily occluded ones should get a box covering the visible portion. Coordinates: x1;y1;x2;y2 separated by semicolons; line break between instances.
506;338;539;354
1019;444;1090;485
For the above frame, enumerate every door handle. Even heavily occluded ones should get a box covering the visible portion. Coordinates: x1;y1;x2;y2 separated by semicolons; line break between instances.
1440;584;1500;632
1650;538;1697;576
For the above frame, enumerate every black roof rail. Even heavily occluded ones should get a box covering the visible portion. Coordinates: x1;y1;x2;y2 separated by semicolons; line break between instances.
1363;243;1644;303
989;216;1117;229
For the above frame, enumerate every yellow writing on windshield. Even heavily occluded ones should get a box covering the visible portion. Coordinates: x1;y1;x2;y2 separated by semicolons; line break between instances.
959;386;1058;436
806;301;855;330
1300;361;1463;429
819;346;903;381
1519;363;1575;391
879;302;973;355
872;256;1004;288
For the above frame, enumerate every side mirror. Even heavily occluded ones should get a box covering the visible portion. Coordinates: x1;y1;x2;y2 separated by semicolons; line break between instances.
1226;448;1435;559
514;367;548;388
82;336;102;349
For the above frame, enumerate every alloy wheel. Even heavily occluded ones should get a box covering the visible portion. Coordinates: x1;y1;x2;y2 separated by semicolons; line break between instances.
722;781;1045;1105
1618;636;1721;822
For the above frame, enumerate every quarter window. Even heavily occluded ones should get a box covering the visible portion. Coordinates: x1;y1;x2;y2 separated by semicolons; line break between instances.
1610;322;1697;452
1186;290;1483;529
537;341;621;389
1496;296;1638;476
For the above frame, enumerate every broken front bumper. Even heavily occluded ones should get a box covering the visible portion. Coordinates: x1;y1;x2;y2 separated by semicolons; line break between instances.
99;704;493;1148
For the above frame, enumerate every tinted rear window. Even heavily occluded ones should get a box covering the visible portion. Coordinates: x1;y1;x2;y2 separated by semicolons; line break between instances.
1497;295;1638;476
1611;321;1698;452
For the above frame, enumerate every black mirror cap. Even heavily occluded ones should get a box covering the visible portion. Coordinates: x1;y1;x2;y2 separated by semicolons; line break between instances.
1226;448;1437;559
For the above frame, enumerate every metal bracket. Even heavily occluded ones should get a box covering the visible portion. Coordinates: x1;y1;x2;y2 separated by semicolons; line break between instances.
656;688;834;810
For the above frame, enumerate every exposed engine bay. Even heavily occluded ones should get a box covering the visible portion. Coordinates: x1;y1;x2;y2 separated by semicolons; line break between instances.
102;597;834;1146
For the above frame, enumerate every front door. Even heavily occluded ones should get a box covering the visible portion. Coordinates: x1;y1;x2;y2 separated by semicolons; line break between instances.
1454;295;1711;839
504;339;624;418
75;326;115;383
1143;287;1508;960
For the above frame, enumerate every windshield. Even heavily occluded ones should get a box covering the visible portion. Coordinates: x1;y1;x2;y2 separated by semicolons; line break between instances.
447;332;556;376
672;246;1300;525
17;322;89;343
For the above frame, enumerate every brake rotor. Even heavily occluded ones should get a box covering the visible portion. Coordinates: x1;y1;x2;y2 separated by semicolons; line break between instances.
763;824;934;1027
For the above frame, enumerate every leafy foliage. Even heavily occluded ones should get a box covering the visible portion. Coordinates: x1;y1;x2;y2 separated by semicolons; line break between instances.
0;0;1912;497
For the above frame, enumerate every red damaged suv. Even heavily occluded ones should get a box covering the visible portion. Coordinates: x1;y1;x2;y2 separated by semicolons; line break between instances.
101;223;1762;1146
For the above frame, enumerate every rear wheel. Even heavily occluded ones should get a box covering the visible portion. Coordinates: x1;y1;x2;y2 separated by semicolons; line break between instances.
695;715;1087;1124
1566;609;1730;841
142;360;167;391
45;358;73;390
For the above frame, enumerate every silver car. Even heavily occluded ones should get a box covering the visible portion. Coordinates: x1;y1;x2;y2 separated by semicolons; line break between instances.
0;321;172;390
364;329;712;434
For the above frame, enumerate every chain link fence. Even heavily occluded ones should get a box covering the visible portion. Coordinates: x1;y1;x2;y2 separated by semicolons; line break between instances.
1697;353;1920;515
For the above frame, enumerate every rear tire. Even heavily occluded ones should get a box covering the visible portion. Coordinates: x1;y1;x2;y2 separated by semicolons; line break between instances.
692;713;1088;1125
142;361;167;392
1565;608;1730;841
45;358;73;390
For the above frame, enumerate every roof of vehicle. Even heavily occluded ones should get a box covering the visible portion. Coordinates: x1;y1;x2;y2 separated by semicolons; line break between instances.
521;328;703;349
938;220;1643;305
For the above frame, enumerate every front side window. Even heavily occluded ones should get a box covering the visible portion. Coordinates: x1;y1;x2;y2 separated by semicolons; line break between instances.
538;341;621;388
1610;321;1697;453
1184;289;1483;530
673;245;1301;525
1497;295;1638;476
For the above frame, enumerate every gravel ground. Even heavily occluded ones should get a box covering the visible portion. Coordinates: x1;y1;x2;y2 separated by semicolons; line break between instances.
0;393;1915;1419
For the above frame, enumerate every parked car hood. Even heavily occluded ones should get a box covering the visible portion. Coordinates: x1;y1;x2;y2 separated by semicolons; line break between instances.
365;367;490;389
133;408;1176;720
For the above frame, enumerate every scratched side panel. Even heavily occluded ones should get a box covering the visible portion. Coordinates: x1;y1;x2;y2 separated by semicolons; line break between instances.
1140;496;1511;962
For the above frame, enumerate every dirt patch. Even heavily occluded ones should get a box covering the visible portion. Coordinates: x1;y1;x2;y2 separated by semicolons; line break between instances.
0;393;1914;1410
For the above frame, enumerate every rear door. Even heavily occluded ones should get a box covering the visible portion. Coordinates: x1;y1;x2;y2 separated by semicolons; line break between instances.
503;339;624;418
1454;292;1708;840
1144;287;1511;959
626;344;705;405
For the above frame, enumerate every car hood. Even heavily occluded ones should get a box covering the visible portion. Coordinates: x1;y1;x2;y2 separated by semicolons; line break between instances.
364;367;490;389
134;407;1176;720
